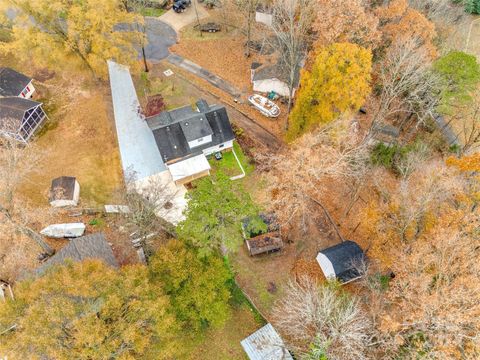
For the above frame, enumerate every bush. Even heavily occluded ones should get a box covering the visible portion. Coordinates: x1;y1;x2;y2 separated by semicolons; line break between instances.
464;0;480;14
370;141;429;175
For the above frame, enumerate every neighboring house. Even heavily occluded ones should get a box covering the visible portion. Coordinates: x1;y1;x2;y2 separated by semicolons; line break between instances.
316;240;366;283
49;176;80;207
251;62;300;98
0;97;47;142
241;323;293;360
0;67;35;99
147;99;235;185
35;233;118;277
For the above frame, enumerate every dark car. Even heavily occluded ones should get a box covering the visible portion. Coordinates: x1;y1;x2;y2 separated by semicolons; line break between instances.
173;0;191;12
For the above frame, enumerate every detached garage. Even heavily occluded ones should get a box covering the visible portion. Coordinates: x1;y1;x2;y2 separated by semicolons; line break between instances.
316;241;366;283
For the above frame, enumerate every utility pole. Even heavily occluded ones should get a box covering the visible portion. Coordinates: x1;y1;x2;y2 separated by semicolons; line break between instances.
193;0;203;37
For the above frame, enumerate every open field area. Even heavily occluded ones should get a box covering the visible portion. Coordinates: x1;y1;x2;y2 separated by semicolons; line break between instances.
186;304;262;360
16;70;122;207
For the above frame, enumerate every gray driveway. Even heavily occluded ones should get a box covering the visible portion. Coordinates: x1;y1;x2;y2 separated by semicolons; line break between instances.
143;17;177;63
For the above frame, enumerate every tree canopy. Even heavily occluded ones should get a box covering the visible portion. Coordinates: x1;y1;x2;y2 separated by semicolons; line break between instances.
149;239;232;331
287;42;372;140
0;0;140;78
433;51;480;113
177;172;259;255
0;260;181;359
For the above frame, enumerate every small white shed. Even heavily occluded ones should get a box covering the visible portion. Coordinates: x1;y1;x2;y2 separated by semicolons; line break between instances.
49;176;80;207
316;240;366;283
251;63;299;98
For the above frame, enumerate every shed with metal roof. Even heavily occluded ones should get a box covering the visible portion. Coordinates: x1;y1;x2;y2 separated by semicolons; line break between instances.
241;323;293;360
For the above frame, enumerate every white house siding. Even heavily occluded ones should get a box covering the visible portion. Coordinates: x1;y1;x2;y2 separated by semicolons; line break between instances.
20;81;35;99
316;252;336;279
188;134;213;149
253;79;292;97
202;140;234;156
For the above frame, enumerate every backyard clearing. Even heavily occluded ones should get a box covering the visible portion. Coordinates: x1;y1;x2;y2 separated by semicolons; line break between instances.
186;304;262;360
17;70;122;207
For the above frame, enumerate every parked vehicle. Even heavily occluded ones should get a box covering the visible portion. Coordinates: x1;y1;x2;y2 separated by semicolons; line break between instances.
248;94;280;118
173;0;191;13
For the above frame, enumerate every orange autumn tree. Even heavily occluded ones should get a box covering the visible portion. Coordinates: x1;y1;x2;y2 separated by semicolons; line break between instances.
376;0;437;58
287;42;372;140
314;0;381;49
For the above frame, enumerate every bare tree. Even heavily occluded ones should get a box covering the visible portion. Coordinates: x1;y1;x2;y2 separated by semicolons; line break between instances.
272;276;372;360
234;0;261;57
118;170;180;256
258;117;369;233
369;37;440;137
121;0;150;73
380;212;480;358
0;132;54;256
270;0;316;124
448;89;480;155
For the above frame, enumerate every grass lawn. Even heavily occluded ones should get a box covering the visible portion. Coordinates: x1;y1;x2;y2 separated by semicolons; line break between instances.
186;304;263;360
139;7;165;17
17;71;122;207
209;142;255;177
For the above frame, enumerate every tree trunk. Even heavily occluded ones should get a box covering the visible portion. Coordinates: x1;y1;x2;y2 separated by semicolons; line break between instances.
21;225;55;256
142;46;149;73
245;11;252;57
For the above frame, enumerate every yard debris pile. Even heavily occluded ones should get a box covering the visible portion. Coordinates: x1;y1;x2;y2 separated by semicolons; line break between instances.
246;232;283;256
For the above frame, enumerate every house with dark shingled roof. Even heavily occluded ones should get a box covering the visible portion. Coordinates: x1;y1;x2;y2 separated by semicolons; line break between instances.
146;99;235;185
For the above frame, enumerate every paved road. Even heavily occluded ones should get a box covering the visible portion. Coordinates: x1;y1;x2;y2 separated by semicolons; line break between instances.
144;17;177;62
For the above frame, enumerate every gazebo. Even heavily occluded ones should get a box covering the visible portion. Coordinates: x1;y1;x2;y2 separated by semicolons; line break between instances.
0;97;47;142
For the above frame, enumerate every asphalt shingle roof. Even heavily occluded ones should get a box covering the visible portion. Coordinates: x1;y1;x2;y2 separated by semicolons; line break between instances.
35;233;118;276
0;67;31;97
151;102;235;163
0;97;41;121
319;240;365;282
